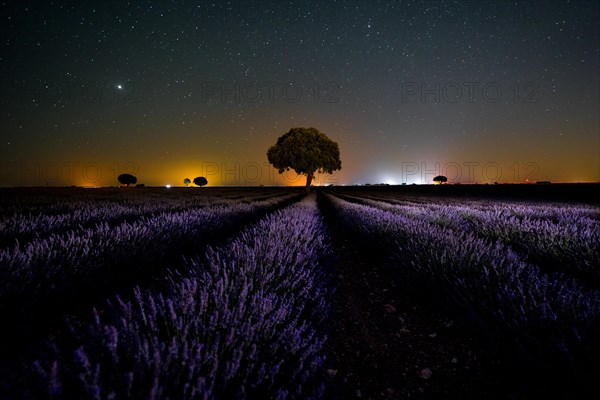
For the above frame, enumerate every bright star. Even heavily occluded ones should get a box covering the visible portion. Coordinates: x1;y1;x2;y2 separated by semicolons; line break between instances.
117;85;122;89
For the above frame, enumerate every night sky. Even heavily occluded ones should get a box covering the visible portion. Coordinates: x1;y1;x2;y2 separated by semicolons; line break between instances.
1;0;598;187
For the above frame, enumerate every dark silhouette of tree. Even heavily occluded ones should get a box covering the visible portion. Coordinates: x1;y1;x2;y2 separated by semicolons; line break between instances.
433;175;448;184
183;178;191;187
193;176;208;187
118;174;137;187
267;127;341;193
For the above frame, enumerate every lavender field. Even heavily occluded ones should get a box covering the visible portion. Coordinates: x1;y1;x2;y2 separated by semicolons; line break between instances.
0;186;599;399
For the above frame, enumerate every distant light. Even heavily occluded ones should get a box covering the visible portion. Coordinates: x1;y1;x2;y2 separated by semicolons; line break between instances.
117;84;123;89
166;184;171;188
379;175;397;185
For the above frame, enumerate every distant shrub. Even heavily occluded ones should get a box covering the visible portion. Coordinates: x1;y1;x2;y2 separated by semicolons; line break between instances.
193;176;208;187
433;175;447;184
117;174;137;186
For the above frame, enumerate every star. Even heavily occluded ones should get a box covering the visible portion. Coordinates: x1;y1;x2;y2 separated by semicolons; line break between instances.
117;85;123;89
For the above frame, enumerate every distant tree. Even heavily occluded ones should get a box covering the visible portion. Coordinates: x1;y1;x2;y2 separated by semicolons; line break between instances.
183;178;191;187
193;176;208;187
267;127;341;193
118;173;137;187
433;175;448;184
135;183;145;188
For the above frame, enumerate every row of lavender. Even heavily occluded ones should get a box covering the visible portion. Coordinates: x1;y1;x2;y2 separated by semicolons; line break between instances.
334;192;600;288
27;194;331;399
0;189;293;248
354;191;600;222
0;190;301;353
324;193;600;392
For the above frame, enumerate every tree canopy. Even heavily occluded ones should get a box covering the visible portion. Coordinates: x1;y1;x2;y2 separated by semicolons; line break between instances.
118;174;137;186
183;178;191;187
193;176;208;187
267;127;341;192
433;175;448;184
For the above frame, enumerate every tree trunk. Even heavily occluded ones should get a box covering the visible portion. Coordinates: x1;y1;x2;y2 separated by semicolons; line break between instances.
305;173;314;194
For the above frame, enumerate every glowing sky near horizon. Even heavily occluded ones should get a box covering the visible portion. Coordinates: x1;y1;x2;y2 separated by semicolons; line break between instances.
1;1;598;187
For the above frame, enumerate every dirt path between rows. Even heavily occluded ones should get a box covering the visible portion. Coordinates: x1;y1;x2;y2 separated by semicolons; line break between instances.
318;192;499;399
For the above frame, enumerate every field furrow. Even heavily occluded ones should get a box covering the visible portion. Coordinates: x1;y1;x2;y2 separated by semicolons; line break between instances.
26;194;331;399
323;192;600;398
0;190;302;356
331;190;600;288
0;186;598;399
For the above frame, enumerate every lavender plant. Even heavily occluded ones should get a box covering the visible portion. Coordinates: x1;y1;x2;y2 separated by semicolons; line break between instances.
0;192;301;352
0;190;296;248
31;195;332;399
325;193;600;386
333;192;600;287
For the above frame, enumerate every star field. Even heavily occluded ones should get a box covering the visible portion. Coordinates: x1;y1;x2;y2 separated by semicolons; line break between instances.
1;0;598;186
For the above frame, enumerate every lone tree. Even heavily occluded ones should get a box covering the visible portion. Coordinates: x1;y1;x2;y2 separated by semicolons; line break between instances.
267;127;341;193
193;176;208;187
183;178;191;187
118;173;137;187
433;175;448;184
